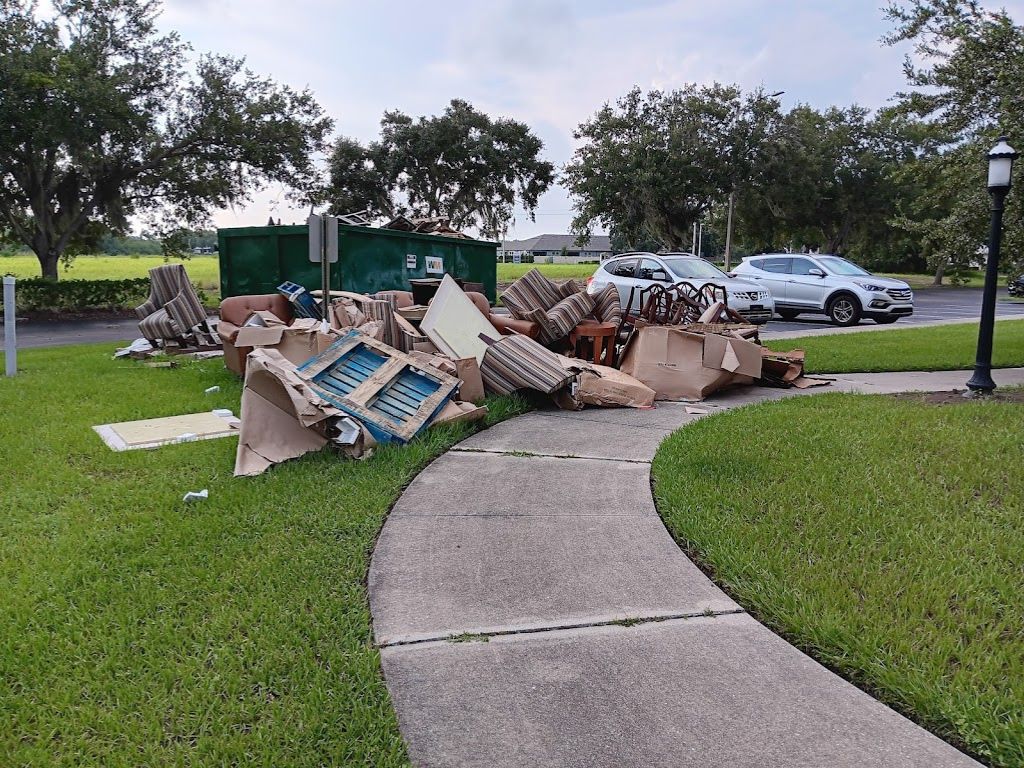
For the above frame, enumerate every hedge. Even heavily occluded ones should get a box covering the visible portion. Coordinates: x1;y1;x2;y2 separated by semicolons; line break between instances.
7;277;153;312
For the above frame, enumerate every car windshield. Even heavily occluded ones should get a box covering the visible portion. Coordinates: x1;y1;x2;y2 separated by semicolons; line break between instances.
662;257;728;280
817;256;871;276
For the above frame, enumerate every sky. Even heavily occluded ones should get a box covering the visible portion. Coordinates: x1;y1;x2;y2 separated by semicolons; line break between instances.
154;0;1012;240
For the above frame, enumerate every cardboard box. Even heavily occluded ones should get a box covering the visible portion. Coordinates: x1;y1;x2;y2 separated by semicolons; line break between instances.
618;325;761;401
234;319;338;367
454;357;485;403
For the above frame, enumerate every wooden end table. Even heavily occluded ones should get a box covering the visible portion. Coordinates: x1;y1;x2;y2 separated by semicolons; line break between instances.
569;321;617;367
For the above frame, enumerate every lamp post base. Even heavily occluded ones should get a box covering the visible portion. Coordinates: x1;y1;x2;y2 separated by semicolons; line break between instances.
965;366;996;394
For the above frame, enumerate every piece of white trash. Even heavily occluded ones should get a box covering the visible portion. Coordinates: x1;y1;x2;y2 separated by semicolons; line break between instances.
685;406;710;415
204;386;220;394
175;432;198;443
211;408;234;418
182;489;209;502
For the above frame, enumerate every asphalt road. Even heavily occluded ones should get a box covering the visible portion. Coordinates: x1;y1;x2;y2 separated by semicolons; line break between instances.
764;287;1024;334
6;287;1024;349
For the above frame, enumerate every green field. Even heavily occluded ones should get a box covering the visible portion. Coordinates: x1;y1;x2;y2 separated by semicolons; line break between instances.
496;262;597;282
768;318;1024;373
1;254;221;290
0;343;527;766
653;393;1024;766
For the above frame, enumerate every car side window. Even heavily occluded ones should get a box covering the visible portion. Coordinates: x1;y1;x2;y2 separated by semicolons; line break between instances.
790;258;818;276
637;258;667;281
748;259;763;269
761;258;790;274
606;259;638;278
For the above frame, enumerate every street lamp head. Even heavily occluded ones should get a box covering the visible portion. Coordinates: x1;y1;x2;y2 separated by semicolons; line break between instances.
987;136;1018;191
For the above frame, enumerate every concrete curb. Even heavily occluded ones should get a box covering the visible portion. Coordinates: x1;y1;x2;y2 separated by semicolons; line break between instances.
761;313;1023;341
369;369;1024;767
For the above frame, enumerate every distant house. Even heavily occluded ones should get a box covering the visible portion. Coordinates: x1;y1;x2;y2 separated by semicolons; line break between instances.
498;234;613;264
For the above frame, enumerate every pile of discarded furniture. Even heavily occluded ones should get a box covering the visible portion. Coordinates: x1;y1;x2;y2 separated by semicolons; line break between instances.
212;267;827;477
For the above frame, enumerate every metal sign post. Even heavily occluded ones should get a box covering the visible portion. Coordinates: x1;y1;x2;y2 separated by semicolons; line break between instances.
3;275;16;377
308;213;339;324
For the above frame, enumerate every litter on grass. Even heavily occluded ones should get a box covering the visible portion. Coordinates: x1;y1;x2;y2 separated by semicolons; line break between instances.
93;410;239;451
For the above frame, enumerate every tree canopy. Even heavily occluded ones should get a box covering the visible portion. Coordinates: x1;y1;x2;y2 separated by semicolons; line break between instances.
563;85;784;250
884;0;1024;278
0;0;332;278
326;99;555;239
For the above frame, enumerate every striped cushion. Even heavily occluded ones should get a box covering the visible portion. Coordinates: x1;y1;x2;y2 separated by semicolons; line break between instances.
556;279;582;299
138;308;179;341
543;291;595;343
591;283;622;325
500;268;562;320
480;334;574;395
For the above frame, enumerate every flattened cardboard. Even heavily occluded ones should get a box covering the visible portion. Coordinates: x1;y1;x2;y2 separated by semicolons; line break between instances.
420;275;499;363
429;399;488;426
233;348;341;476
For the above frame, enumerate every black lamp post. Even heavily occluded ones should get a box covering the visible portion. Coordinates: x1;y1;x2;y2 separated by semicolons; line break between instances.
966;136;1018;394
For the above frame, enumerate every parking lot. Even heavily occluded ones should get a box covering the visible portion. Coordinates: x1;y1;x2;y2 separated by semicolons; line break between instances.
765;287;1024;334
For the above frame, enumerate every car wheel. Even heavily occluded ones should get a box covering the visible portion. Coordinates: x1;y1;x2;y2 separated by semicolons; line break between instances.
826;293;861;326
873;316;899;324
777;309;800;320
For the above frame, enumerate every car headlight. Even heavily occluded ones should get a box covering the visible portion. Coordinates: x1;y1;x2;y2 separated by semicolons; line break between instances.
853;281;887;292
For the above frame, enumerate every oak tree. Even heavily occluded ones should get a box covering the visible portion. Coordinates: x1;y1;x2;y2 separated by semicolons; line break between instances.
0;0;332;278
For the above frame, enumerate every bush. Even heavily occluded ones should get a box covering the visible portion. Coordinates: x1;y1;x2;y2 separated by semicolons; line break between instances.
10;277;152;312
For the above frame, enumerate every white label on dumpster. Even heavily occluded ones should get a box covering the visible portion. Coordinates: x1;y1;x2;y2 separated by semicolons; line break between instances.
406;253;417;269
425;256;444;274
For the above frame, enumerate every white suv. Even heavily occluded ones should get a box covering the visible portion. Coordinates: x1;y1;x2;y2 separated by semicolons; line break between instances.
587;252;774;324
732;254;913;326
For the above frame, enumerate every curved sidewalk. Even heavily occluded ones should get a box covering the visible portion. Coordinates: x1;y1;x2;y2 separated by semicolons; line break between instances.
369;368;1024;767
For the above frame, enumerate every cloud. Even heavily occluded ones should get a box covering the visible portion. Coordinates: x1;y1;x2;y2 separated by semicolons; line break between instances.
158;0;926;236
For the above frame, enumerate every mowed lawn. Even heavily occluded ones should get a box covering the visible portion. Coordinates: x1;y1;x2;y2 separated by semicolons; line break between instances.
768;318;1024;373
1;254;221;290
0;343;526;766
1;254;598;289
653;393;1024;766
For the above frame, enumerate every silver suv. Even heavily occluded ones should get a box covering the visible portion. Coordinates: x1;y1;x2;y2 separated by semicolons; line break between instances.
587;252;774;324
732;253;913;326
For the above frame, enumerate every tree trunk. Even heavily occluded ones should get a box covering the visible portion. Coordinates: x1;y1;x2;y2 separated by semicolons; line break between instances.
932;262;945;286
38;250;60;280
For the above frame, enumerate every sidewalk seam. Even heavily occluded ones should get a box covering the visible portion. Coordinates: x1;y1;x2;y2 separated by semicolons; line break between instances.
377;608;747;649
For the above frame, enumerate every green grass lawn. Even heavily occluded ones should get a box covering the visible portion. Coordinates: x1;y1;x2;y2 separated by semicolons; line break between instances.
653;393;1024;767
0;343;527;766
496;263;596;282
879;271;985;289
1;254;221;290
768;318;1024;373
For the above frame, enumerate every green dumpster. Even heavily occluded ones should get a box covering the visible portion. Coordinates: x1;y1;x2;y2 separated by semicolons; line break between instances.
218;224;498;303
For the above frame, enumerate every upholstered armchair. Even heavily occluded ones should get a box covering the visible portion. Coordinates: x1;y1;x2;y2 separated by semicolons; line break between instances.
498;268;595;345
136;264;209;344
218;294;294;375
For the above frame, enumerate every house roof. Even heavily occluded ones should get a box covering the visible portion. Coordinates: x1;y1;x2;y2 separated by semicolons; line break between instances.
501;234;611;252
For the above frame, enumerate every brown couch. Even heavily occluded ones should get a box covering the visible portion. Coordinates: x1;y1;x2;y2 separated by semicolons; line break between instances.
218;294;294;375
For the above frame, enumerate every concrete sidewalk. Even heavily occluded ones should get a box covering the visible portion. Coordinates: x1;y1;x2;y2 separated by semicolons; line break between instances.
370;369;1024;767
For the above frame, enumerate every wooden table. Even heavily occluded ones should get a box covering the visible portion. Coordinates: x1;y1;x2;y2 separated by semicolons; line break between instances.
569;321;617;367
